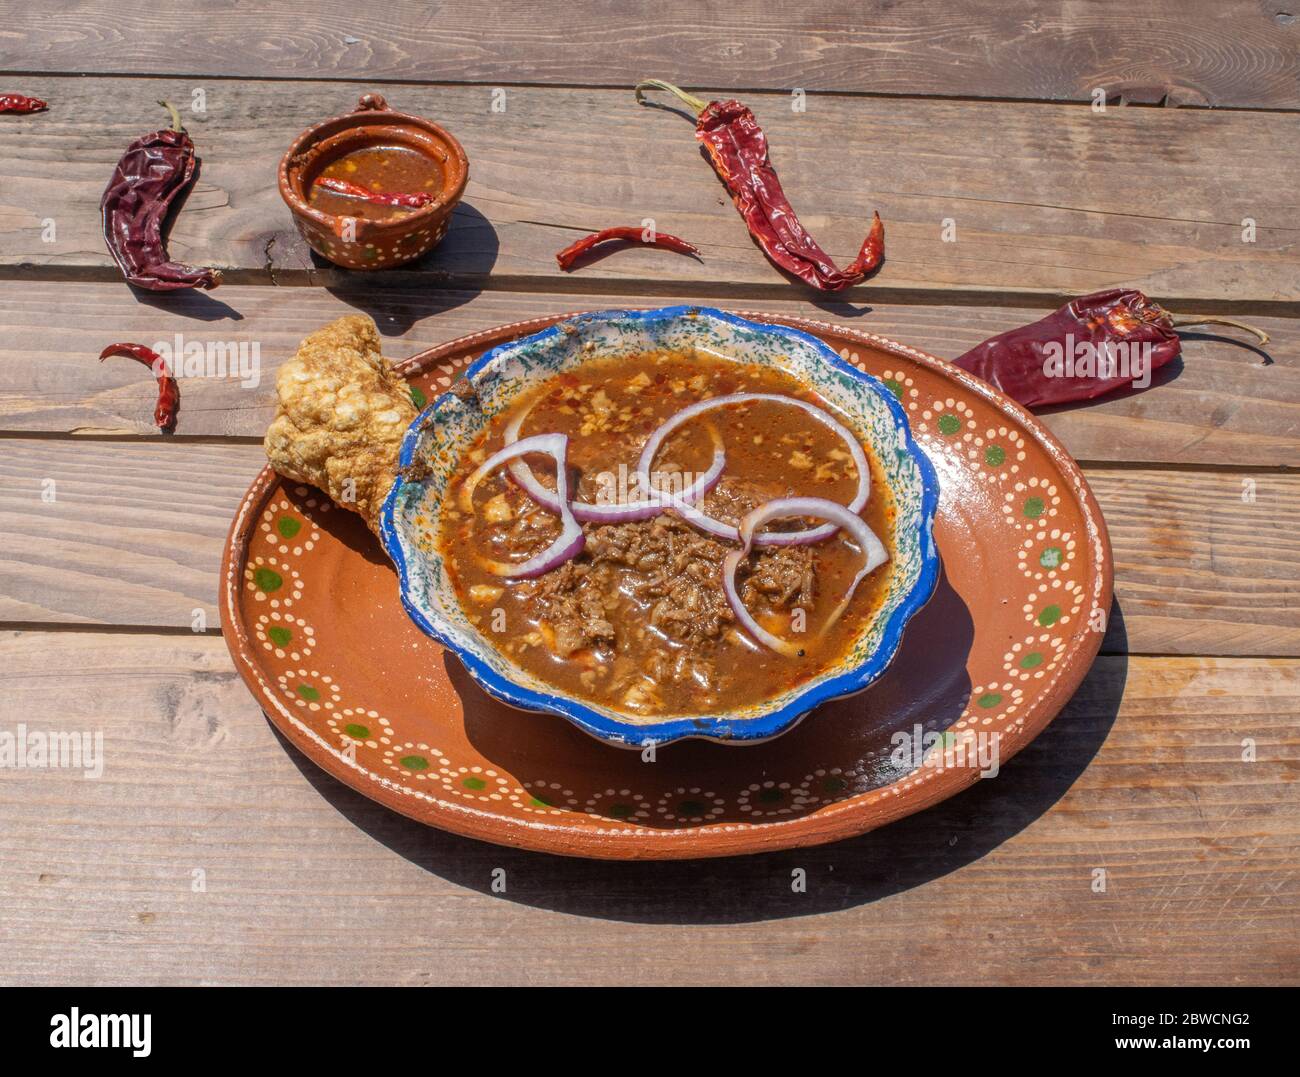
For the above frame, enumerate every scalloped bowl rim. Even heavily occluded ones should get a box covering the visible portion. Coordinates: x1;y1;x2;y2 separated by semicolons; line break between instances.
378;306;940;747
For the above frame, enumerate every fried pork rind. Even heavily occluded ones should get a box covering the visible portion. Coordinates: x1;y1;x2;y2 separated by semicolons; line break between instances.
264;314;416;533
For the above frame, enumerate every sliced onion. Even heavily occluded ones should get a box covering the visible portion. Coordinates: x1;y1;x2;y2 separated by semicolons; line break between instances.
636;393;869;546
460;433;585;578
503;398;725;522
723;496;888;657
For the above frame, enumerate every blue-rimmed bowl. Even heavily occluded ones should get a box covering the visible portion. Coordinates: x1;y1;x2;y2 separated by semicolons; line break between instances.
379;307;940;748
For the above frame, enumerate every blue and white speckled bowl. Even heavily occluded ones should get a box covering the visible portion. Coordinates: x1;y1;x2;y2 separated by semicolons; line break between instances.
379;307;940;747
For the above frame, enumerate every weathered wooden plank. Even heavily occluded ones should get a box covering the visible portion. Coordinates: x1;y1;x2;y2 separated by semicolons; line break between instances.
0;282;1292;466
2;77;1296;301
0;636;1295;985
1;437;1295;655
1099;470;1300;657
2;1;1296;109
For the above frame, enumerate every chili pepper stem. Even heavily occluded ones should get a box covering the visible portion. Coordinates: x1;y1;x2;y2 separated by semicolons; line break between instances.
1168;316;1269;346
634;79;708;114
157;99;183;132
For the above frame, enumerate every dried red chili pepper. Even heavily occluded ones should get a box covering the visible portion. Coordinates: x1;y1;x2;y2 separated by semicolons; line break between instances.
101;101;222;292
953;288;1269;408
98;342;180;431
313;177;434;208
0;94;47;113
635;80;883;292
556;225;701;270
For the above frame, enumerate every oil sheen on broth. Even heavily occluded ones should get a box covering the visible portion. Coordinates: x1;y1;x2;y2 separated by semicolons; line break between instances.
308;144;443;221
439;350;895;717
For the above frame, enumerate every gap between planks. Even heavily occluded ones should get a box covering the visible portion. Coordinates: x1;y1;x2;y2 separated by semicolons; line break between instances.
3;621;1293;662
4;266;1298;319
4;70;1299;115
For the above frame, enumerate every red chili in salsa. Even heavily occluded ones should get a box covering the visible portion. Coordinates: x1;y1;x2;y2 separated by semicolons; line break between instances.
308;144;443;222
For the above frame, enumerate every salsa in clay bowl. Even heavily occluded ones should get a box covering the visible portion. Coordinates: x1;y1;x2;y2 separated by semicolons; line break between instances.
381;307;941;748
278;92;468;270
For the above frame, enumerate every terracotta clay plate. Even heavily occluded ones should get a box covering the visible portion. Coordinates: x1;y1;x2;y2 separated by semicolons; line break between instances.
220;312;1112;860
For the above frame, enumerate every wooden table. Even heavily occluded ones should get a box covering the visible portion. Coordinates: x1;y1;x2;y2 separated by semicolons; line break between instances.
2;2;1297;986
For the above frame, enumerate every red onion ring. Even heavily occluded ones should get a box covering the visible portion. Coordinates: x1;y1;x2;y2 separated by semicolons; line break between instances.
460;433;585;578
503;396;726;522
636;393;870;546
723;496;888;657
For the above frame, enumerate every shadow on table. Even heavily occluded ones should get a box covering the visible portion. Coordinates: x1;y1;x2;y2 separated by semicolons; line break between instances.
808;297;873;320
319;202;500;334
276;600;1128;926
131;285;245;322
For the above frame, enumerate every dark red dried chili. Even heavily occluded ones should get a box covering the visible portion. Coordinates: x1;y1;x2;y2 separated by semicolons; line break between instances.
953;288;1269;408
313;176;434;208
635;80;883;292
0;94;47;113
556;225;701;270
101;101;222;292
98;342;180;431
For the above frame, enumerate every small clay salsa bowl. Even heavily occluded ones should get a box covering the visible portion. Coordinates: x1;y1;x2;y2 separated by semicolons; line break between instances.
279;93;468;270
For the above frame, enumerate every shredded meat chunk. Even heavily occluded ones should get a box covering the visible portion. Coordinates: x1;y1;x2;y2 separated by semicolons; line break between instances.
527;561;617;657
744;544;816;609
588;515;735;644
701;477;786;525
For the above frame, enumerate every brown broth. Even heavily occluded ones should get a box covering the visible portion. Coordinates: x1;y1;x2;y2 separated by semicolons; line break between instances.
439;350;896;718
308;144;443;222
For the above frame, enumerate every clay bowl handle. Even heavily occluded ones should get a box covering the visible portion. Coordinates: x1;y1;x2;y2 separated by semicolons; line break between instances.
354;93;390;112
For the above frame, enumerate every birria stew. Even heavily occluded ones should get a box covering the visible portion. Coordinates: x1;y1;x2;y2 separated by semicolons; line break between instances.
439;349;895;717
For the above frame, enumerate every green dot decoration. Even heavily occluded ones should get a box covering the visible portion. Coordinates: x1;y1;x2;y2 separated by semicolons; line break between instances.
253;567;283;593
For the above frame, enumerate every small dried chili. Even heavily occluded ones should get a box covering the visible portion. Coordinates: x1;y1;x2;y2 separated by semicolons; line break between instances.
953;288;1269;408
98;342;180;431
556;225;701;270
313;176;434;208
101;101;222;292
635;80;883;292
0;94;47;113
